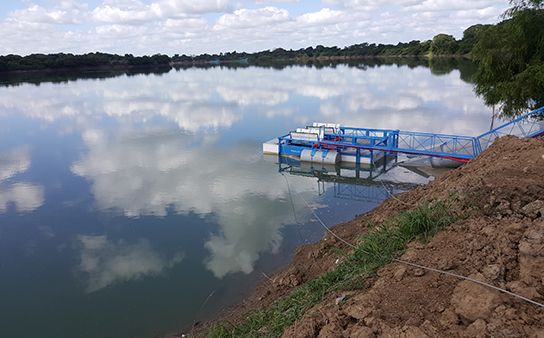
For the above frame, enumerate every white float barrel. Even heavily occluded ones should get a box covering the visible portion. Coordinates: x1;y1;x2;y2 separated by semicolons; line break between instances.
300;149;340;164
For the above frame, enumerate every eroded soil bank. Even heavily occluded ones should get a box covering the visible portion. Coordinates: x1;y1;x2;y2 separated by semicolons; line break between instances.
187;135;544;338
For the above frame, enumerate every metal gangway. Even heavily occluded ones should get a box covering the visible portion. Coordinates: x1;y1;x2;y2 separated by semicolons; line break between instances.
281;106;544;164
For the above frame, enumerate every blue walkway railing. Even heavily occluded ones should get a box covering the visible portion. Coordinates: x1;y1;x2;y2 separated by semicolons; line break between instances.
277;106;544;163
476;106;544;153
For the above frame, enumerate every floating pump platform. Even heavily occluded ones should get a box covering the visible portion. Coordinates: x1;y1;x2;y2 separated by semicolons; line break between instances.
264;106;544;165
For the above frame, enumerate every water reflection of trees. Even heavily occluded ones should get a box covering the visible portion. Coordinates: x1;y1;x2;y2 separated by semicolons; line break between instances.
0;66;172;87
1;58;479;87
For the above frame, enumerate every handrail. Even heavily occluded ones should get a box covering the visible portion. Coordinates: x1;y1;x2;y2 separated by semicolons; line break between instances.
476;106;544;152
275;106;544;164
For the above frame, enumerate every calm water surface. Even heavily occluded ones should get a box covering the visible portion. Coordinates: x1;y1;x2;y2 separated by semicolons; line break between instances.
0;60;494;338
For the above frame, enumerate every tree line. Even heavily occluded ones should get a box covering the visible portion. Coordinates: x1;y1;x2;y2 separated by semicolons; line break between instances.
1;0;542;117
0;52;173;71
0;25;484;72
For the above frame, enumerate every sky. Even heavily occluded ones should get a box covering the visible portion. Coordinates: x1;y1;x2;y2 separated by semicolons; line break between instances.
0;0;509;56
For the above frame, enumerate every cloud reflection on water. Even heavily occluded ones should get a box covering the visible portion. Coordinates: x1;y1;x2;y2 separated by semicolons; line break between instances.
0;147;44;213
0;182;45;213
0;64;492;137
0;63;495;277
71;128;316;277
77;235;184;293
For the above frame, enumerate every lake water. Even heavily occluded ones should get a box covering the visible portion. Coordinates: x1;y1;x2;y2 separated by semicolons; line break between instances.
0;59;494;338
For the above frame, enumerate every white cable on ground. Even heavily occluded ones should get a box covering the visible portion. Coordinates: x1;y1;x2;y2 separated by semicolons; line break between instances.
392;259;544;309
283;174;544;309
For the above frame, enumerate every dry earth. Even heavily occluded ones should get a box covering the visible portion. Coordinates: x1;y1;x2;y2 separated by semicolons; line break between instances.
188;135;544;338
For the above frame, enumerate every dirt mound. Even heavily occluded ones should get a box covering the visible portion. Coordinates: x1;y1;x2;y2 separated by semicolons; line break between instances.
193;136;544;337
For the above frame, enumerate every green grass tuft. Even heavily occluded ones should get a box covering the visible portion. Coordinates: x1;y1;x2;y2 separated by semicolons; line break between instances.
201;197;463;338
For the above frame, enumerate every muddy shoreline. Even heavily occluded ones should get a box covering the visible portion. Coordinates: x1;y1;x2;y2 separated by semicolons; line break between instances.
179;135;544;337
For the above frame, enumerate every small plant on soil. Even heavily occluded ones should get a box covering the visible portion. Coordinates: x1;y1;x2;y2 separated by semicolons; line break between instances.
202;197;463;338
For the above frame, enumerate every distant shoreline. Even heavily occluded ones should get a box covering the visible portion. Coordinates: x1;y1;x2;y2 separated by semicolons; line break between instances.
0;54;471;75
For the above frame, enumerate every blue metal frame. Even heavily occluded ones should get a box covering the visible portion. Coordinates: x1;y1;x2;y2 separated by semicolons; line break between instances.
275;105;544;164
396;131;478;162
476;106;544;153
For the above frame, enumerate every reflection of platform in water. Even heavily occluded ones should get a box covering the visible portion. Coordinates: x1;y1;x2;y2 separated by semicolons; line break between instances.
333;183;393;203
268;154;428;203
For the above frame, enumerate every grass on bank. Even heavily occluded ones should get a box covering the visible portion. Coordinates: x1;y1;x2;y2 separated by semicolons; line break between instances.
201;196;465;338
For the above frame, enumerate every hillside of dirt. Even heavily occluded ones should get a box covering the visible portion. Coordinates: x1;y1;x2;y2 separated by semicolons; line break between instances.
188;135;544;338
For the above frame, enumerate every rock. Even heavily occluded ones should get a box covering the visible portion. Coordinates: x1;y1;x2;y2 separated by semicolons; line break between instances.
381;326;429;338
519;224;544;281
419;320;439;337
482;264;503;281
529;329;544;338
439;309;459;328
436;257;457;271
348;324;375;338
521;200;544;218
414;268;425;277
317;323;343;338
401;326;429;338
343;303;372;320
495;200;512;216
451;274;500;323
394;267;407;281
464;318;487;338
468;238;485;251
363;317;375;327
507;281;542;301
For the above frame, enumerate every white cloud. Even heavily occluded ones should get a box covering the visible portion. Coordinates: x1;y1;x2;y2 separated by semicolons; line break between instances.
456;6;503;20
321;0;374;11
8;2;85;25
297;8;347;26
401;0;501;13
322;0;421;12
77;235;184;292
214;7;291;30
255;0;300;5
162;17;208;30
91;0;234;24
0;0;510;55
94;23;148;37
157;0;234;15
92;4;161;24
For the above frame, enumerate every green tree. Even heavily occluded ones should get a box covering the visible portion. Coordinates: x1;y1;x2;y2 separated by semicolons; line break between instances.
472;0;544;116
457;24;489;55
430;34;459;55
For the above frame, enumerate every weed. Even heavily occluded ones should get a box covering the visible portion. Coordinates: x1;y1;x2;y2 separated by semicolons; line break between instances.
201;197;462;338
